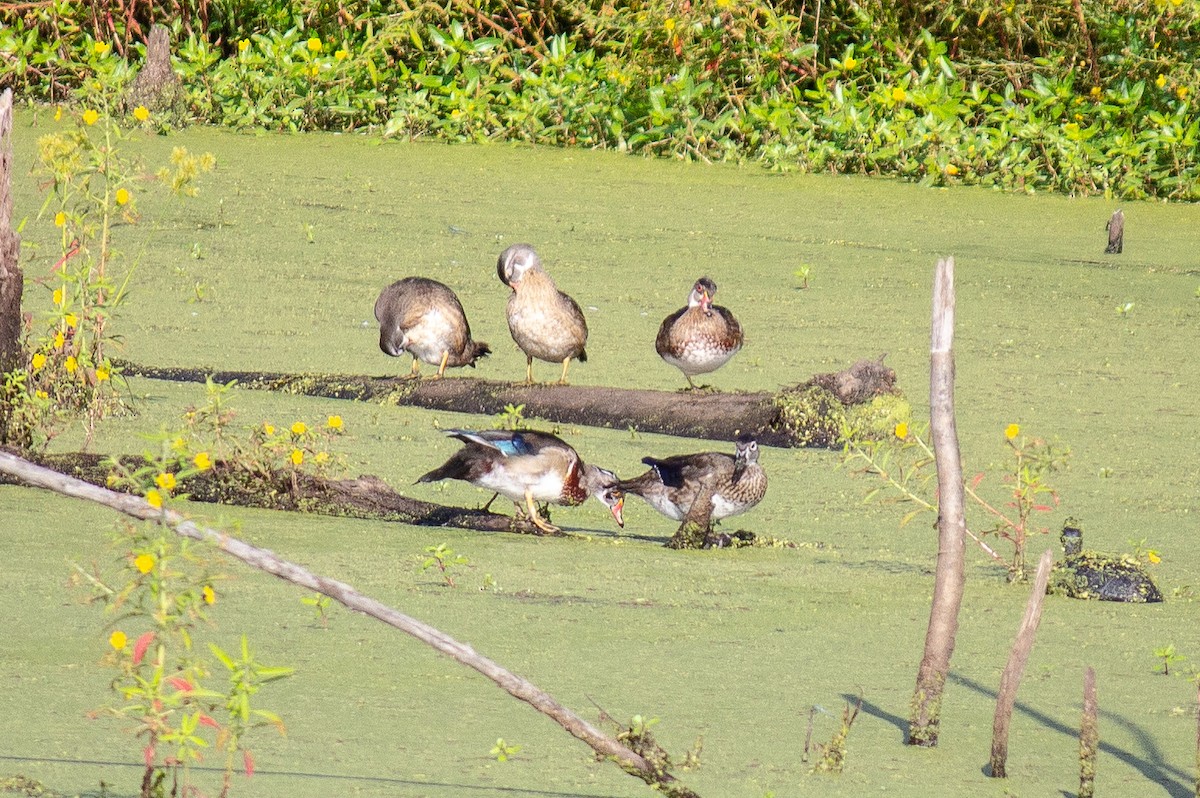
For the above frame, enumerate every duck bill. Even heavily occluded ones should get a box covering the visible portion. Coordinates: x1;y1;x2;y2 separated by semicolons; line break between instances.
610;495;625;528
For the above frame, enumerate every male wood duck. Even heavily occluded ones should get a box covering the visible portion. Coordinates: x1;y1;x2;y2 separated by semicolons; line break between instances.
417;429;624;534
375;277;491;378
496;244;589;385
616;435;766;524
656;276;743;389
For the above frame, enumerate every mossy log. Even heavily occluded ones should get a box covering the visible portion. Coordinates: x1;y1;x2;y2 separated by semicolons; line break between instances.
2;451;541;534
116;356;906;448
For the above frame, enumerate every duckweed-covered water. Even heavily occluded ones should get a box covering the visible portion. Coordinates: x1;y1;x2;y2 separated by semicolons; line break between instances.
2;111;1199;797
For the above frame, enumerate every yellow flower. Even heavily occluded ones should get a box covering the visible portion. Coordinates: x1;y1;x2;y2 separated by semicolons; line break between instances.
155;472;177;491
290;448;304;466
263;422;275;436
54;106;63;121
945;164;959;176
335;48;349;61
134;553;155;574
308;64;320;78
307;36;322;52
1156;74;1167;89
1074;112;1083;121
314;451;330;464
65;313;78;328
133;105;150;122
238;38;250;53
31;353;46;371
53;331;65;349
843;56;858;70
1178;86;1189;100
193;451;212;470
82;109;99;126
664;17;676;33
891;86;907;102
35;390;48;400
894;422;908;440
52;287;63;305
145;489;163;508
1005;423;1020;440
96;367;110;382
327;415;343;431
64;356;78;374
1090;86;1101;98
115;188;131;206
93;41;109;56
291;421;308;435
202;585;216;604
109;630;127;651
54;211;66;227
1147;551;1162;564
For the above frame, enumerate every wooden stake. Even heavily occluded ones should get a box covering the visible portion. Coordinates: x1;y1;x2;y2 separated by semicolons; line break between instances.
908;256;967;747
1080;666;1098;798
989;547;1055;776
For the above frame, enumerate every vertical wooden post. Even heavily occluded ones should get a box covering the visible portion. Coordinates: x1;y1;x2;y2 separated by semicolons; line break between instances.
908;256;966;747
1080;666;1098;797
0;88;23;378
989;547;1055;776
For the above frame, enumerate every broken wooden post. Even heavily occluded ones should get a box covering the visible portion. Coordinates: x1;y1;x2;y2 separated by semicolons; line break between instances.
908;256;967;747
0;89;22;378
989;547;1055;776
0;88;27;448
125;24;186;117
1105;209;1124;254
1080;666;1098;797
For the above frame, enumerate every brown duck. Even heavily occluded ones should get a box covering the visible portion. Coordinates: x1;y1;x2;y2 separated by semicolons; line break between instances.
374;277;490;378
497;243;588;385
615;435;767;524
656;276;743;389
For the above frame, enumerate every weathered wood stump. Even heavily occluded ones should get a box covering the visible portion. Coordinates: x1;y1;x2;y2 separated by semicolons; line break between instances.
125;25;186;118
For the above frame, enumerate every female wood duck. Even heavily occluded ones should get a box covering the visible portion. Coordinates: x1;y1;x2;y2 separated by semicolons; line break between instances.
417;429;624;534
375;277;491;378
656;276;743;389
496;244;589;385
616;435;766;524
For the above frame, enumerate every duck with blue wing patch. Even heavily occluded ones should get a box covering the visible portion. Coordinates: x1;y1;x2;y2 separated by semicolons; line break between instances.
417;429;624;534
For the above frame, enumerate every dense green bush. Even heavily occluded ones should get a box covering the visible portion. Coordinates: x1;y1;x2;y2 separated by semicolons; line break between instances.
2;0;1198;199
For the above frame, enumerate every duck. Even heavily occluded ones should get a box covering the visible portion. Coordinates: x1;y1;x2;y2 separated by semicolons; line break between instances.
656;276;743;389
375;277;490;378
616;435;766;524
496;244;588;385
417;428;624;534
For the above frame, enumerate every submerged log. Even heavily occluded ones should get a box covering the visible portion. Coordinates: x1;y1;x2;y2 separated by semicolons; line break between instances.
1;451;542;534
115;355;905;449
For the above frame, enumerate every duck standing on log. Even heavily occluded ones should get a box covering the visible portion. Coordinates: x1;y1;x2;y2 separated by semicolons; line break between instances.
417;429;624;534
616;435;766;525
496;244;589;385
374;277;490;379
656;276;743;389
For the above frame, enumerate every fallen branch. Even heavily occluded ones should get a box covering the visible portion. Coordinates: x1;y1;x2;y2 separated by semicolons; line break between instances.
0;450;700;797
114;356;902;449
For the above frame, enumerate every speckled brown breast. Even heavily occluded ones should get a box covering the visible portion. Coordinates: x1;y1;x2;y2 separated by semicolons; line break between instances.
656;304;743;376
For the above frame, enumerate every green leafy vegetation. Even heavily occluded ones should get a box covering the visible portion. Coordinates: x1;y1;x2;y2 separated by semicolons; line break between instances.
3;1;1199;198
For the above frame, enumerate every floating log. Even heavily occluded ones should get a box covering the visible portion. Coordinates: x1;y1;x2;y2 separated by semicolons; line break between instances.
115;356;905;449
1;451;543;534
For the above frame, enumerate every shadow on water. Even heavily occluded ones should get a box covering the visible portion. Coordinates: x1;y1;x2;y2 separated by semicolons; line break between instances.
947;673;1194;798
0;754;627;798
